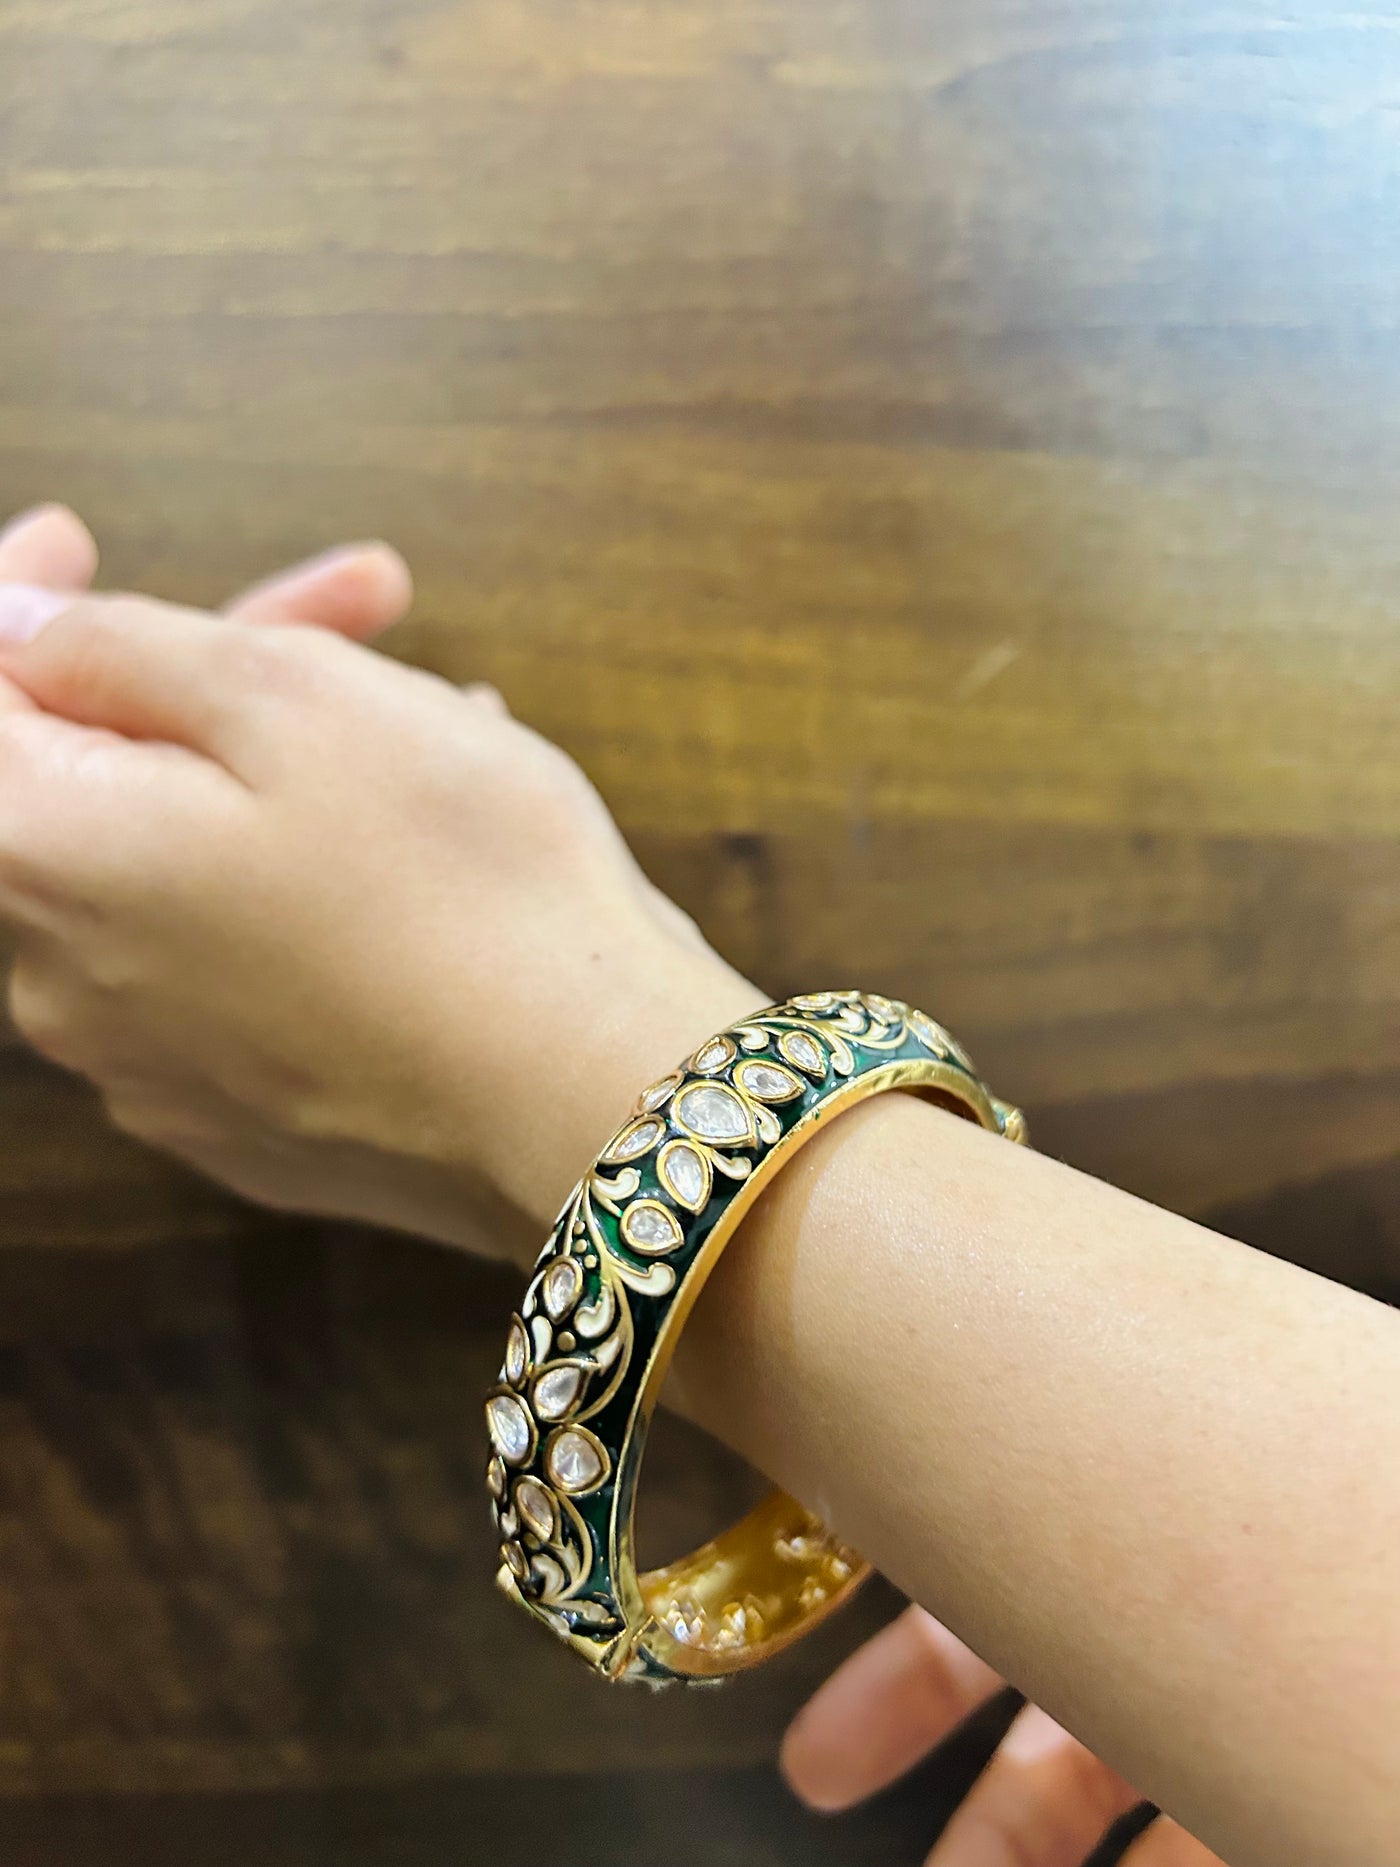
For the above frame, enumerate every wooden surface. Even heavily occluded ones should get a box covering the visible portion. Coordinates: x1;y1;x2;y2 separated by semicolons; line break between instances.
3;1;1399;1859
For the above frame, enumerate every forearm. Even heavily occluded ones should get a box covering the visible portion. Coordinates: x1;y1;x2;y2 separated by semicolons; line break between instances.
667;1093;1399;1867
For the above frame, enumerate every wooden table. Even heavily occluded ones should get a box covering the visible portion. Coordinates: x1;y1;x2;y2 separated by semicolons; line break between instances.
2;2;1396;1860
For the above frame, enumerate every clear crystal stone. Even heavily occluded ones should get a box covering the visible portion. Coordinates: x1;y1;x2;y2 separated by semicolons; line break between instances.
604;1117;663;1163
486;1456;506;1498
736;1060;801;1102
547;1428;606;1493
533;1364;584;1421
640;1073;682;1111
675;1082;751;1143
780;1030;825;1076
486;1393;533;1464
504;1319;529;1385
714;1599;762;1649
659;1143;707;1210
692;1037;734;1074
622;1200;682;1254
515;1477;556;1541
542;1257;582;1320
666;1593;705;1642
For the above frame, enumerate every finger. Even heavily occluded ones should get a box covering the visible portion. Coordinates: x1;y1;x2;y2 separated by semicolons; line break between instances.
782;1606;1002;1813
0;589;294;773
0;504;99;590
925;1705;1141;1867
0;704;227;925
1121;1813;1229;1866
0;509;100;717
225;540;412;639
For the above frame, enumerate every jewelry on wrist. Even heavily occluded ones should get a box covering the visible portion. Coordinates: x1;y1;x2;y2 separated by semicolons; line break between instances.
484;990;1025;1686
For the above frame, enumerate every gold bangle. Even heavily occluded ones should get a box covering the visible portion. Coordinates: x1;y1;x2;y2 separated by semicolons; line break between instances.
484;990;1025;1685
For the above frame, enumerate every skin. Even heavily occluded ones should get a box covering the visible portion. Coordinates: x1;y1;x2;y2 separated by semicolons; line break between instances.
0;509;1395;1866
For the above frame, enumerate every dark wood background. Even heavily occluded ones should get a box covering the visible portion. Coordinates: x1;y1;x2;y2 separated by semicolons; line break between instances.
2;2;1398;1860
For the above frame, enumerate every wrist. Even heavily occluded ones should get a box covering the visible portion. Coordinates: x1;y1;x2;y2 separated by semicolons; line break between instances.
428;934;769;1268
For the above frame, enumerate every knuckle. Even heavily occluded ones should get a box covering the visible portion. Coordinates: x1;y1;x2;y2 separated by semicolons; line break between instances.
218;622;348;708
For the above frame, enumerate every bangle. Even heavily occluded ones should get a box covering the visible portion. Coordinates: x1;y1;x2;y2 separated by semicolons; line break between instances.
484;990;1025;1685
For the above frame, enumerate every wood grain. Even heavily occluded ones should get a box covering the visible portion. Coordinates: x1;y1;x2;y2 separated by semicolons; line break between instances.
2;0;1397;1858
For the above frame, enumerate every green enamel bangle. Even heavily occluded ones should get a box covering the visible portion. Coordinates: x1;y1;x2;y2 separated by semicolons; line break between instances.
484;990;1026;1686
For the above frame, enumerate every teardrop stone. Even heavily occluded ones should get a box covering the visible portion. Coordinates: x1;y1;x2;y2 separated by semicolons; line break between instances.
533;1364;584;1421
542;1257;582;1320
547;1428;607;1494
603;1117;663;1163
515;1477;556;1541
486;1393;533;1465
779;1030;825;1077
504;1318;529;1385
675;1082;752;1143
692;1037;735;1074
659;1142;707;1211
736;1060;802;1103
621;1200;682;1255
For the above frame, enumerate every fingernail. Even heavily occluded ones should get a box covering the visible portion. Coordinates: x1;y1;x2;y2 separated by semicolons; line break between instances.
0;583;72;644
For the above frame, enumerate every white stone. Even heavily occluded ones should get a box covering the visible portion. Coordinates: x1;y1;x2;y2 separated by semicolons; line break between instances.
675;1082;752;1143
640;1073;682;1111
486;1393;533;1465
665;1593;705;1643
604;1117;663;1163
692;1037;734;1075
621;1200;682;1254
736;1060;801;1103
659;1143;708;1211
515;1477;556;1541
542;1257;582;1320
533;1364;584;1421
780;1030;825;1077
504;1319;529;1385
547;1428;606;1493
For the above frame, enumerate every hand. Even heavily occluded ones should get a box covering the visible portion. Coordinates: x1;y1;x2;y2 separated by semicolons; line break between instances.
0;554;760;1261
783;1605;1226;1866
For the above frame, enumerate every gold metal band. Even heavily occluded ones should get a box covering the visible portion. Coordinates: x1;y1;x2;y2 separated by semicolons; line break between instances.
485;991;1025;1685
